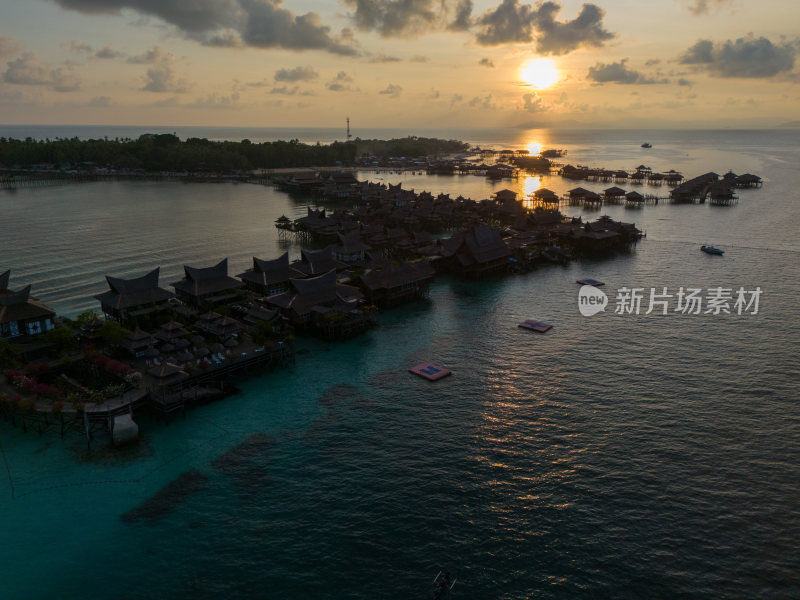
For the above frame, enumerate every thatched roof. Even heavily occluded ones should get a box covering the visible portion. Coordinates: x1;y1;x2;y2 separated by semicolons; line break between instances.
171;258;244;298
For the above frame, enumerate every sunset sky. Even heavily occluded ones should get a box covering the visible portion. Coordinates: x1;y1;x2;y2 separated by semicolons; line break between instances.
1;0;798;128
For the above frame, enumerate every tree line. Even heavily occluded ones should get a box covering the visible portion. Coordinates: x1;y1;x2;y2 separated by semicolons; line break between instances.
0;134;469;173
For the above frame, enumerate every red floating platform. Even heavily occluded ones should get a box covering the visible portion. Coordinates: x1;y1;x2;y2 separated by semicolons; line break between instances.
518;320;553;333
409;362;452;381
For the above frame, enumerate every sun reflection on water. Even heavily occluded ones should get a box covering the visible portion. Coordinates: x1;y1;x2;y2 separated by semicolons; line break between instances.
527;141;543;156
521;175;541;209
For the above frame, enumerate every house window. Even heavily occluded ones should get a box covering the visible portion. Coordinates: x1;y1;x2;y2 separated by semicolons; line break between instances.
27;321;43;335
268;284;286;296
8;321;20;337
45;318;55;331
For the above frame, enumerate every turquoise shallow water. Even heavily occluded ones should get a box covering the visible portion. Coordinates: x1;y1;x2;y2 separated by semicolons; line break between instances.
1;129;799;599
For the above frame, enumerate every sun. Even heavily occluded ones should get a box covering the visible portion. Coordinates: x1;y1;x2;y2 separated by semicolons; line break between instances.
520;58;560;89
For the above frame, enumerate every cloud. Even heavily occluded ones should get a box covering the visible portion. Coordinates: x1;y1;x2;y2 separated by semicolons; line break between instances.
269;85;314;95
274;65;319;82
344;0;445;37
429;88;440;99
410;55;428;62
378;83;402;97
137;48;190;92
522;91;544;112
0;36;23;59
587;59;669;84
95;44;124;59
478;57;495;68
127;46;164;64
202;31;243;47
50;0;360;56
326;71;356;91
2;52;81;91
468;93;495;109
680;39;714;64
87;95;115;106
368;53;402;63
686;0;732;15
679;36;796;78
187;92;240;108
65;40;93;53
450;93;463;107
677;77;693;87
448;0;473;31
475;0;614;55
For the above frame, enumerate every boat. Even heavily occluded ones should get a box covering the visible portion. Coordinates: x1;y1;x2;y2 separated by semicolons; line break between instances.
432;571;456;598
701;245;724;255
641;143;652;148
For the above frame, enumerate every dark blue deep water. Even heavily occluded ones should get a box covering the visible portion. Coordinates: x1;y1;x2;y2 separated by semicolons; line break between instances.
0;129;798;599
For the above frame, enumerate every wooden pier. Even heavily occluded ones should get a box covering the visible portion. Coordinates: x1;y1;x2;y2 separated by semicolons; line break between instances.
149;343;295;415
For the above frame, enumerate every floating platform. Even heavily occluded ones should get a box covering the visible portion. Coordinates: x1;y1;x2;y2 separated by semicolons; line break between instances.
409;362;452;381
576;278;605;286
518;320;553;333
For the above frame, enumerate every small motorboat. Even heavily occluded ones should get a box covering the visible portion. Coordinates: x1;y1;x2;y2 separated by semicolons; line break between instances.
701;245;724;255
432;571;456;598
641;143;652;148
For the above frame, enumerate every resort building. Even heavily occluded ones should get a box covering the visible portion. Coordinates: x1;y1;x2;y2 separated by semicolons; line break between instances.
0;270;56;338
359;261;436;306
237;252;293;297
330;231;370;264
171;258;244;306
266;269;366;333
290;248;349;277
439;224;511;275
94;267;174;323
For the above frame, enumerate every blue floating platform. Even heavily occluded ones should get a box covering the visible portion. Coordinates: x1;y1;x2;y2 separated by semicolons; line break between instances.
409;362;452;381
518;320;553;333
576;278;605;287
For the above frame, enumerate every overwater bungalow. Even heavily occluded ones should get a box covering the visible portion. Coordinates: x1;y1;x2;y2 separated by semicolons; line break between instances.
735;173;762;188
285;172;322;191
359;260;436;306
439;224;511;276
171;258;245;306
290;247;349;277
331;231;371;264
241;305;282;330
532;188;559;204
709;182;737;205
604;186;627;203
94;267;174;323
625;190;645;206
265;269;368;337
560;164;589;180
0;270;56;340
237;253;293;297
567;187;594;203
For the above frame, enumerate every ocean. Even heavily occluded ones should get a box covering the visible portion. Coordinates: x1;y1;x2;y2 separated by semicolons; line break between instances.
0;128;798;599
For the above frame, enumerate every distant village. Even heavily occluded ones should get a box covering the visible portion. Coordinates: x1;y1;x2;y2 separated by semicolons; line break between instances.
0;146;763;449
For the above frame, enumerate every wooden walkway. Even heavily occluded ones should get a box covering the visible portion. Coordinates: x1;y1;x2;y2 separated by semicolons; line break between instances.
150;344;295;414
